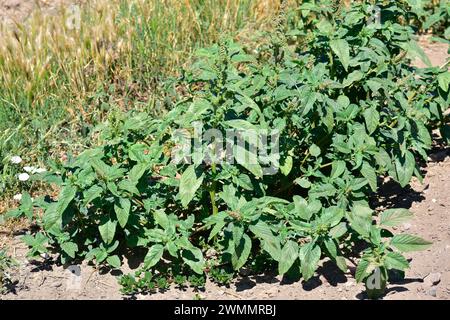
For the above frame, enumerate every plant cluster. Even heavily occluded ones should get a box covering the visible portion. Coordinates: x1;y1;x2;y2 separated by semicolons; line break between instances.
0;248;17;294
5;1;449;299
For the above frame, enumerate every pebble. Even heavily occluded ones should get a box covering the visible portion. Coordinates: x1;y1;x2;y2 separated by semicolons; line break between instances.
432;199;437;203
424;272;441;286
426;286;437;297
402;223;412;231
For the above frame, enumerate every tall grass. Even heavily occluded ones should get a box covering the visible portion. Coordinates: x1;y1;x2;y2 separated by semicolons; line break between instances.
0;0;291;198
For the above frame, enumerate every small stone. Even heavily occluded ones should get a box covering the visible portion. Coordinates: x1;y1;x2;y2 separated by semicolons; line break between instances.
432;199;437;203
402;223;412;231
424;272;441;286
426;286;437;297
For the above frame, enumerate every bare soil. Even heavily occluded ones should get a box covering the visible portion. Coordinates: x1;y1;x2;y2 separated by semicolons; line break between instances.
0;3;449;300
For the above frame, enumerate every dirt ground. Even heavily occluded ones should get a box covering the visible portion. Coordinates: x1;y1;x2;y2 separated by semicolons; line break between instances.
0;2;449;300
0;0;77;25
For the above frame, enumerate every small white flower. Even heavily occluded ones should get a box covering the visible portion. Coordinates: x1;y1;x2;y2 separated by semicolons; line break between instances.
11;156;22;164
35;168;47;173
18;173;30;181
13;193;22;201
23;166;36;173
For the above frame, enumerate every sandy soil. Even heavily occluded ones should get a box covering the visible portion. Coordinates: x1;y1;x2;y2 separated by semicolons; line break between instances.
0;3;449;300
0;0;77;25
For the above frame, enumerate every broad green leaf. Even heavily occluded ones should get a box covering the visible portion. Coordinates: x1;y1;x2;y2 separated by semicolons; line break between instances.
144;244;164;268
280;156;293;176
98;219;117;244
249;221;281;261
361;161;377;192
390;234;432;252
363;106;380;135
309;144;321;157
61;242;78;259
225;119;258;131
329;222;347;239
182;246;204;274
154;209;170;230
179;165;204;208
402;40;432;67
331;160;345;179
394;151;415;187
20;192;33;219
437;72;450;92
114;198;131;228
380;208;413;227
293;196;313;221
343;71;364;87
355;258;370;282
234;144;263;178
232;233;252;270
347;204;372;238
278;240;299;275
330;39;350;71
106;255;121;269
384;252;409;271
300;243;321;281
57;185;77;215
83;185;103;206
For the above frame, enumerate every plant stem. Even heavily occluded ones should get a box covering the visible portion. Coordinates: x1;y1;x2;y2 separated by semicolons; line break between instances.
210;162;218;215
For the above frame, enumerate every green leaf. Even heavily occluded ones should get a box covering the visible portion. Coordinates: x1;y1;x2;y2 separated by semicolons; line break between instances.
249;221;281;261
232;233;252;270
329;222;347;239
299;243;321;281
57;185;77;215
380;208;413;227
347;204;372;238
309;144;321;157
107;255;121;269
390;234;432;252
437;72;450;92
343;71;364;87
384;252;409;271
144;244;164;268
330;39;350;71
182;246;204;274
83;185;103;205
179;165;204;208
293;196;313;221
363;106;380;135
330;160;345;179
402;40;432;68
355;258;370;282
225;119;258;131
154;209;170;230
280;156;293;176
394;151;415;188
20;192;33;219
361;161;377;192
114;198;131;228
234;144;263;178
98;219;117;244
60;242;78;259
278;240;299;275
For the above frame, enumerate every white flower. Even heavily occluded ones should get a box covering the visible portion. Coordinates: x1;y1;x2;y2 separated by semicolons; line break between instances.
24;166;36;173
11;156;22;164
35;168;47;173
18;173;30;181
13;193;22;201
